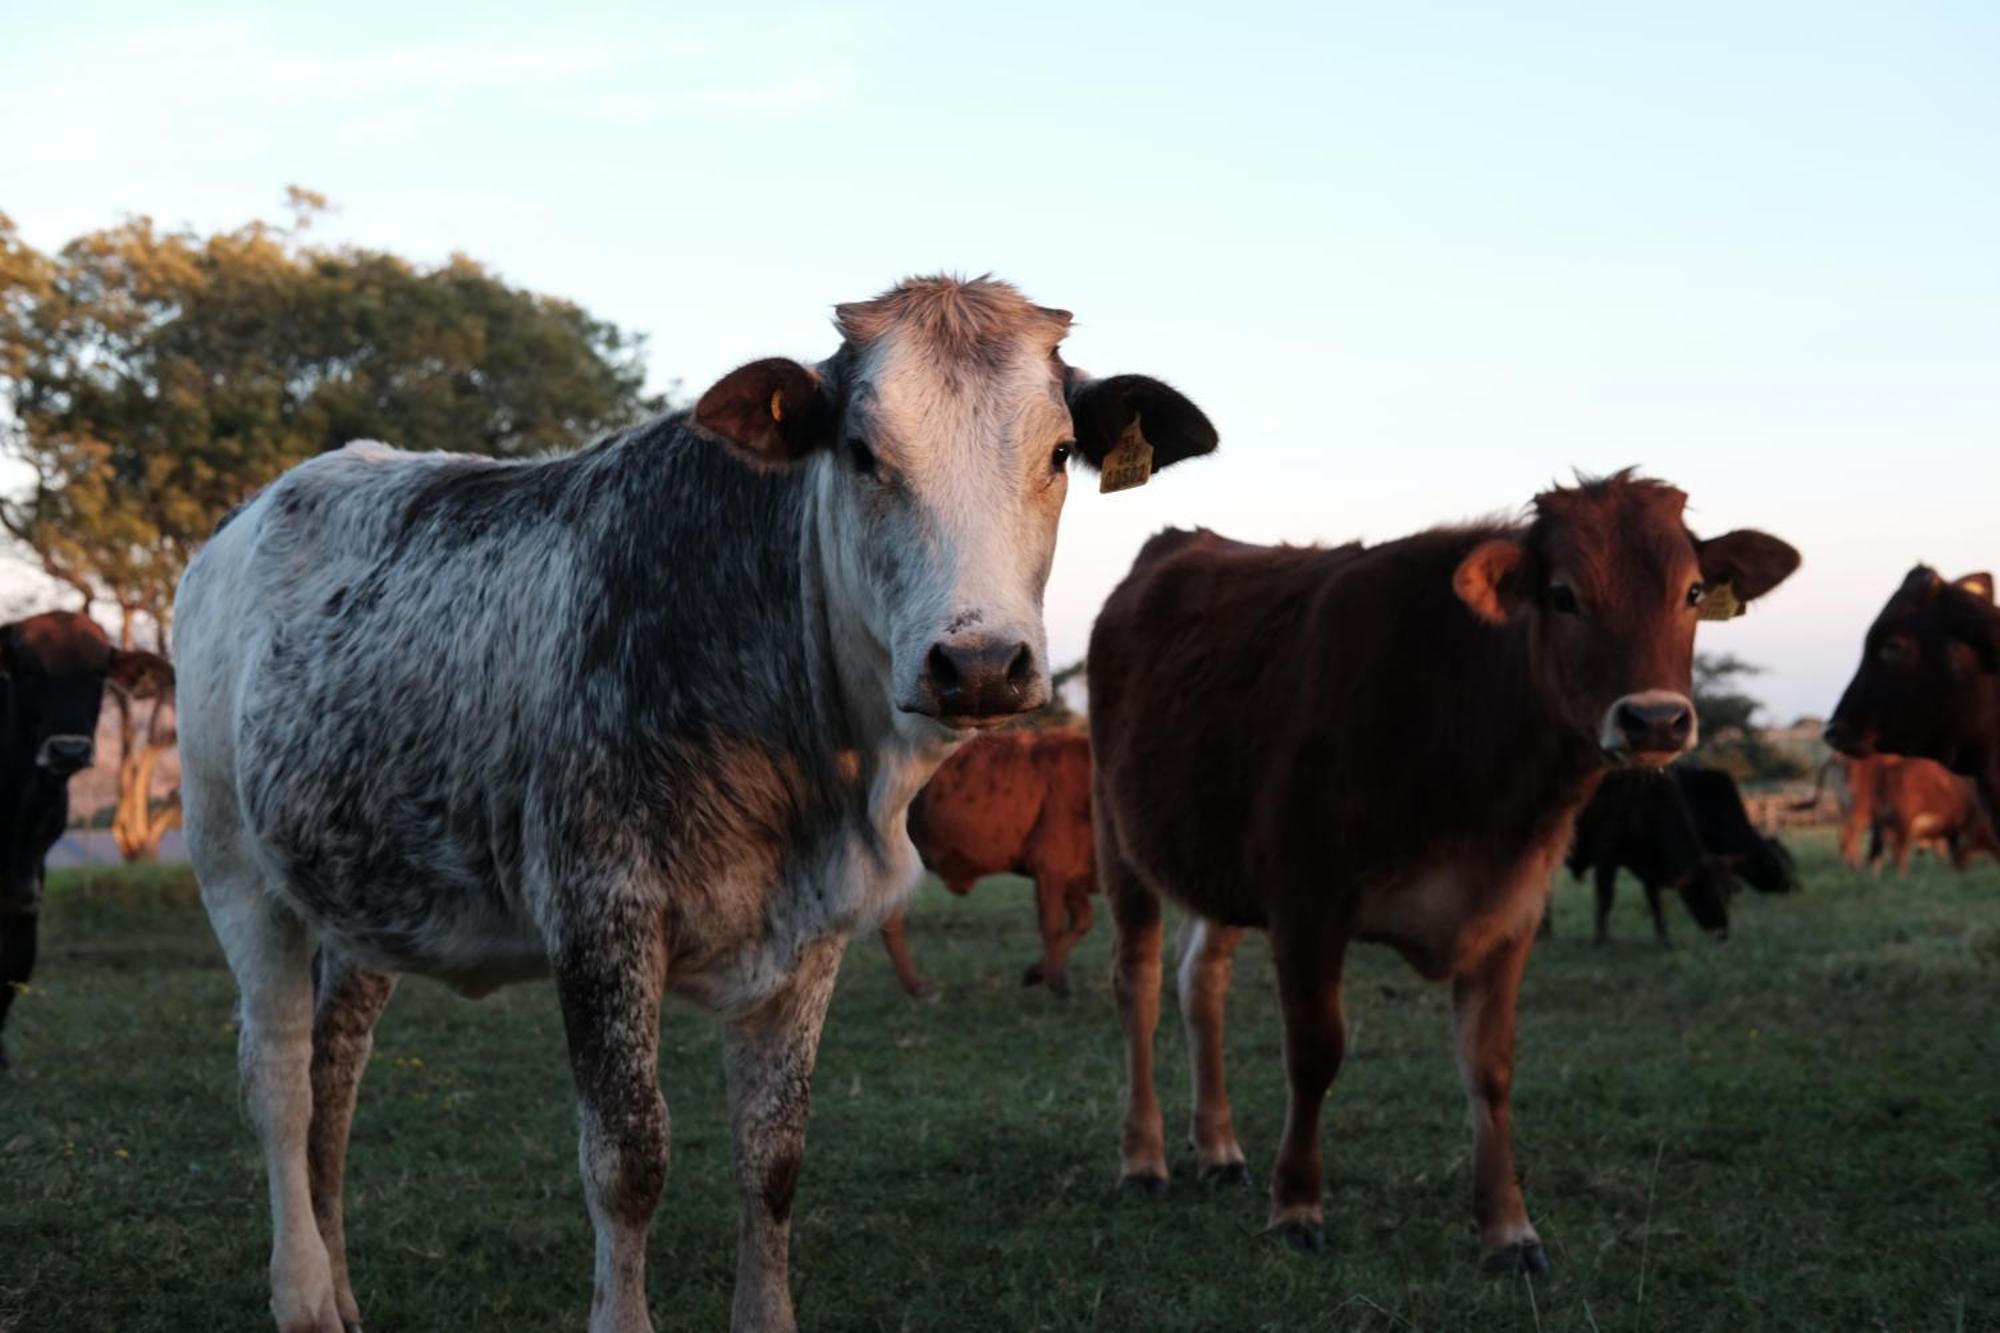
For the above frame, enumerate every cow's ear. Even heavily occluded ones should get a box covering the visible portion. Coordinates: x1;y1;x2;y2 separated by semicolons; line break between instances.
1454;539;1527;626
1065;374;1217;489
1939;584;2000;673
693;358;834;468
109;649;174;698
1954;572;1995;604
1696;530;1800;605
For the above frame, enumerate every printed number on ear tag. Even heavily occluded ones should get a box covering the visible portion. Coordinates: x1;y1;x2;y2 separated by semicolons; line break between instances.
1098;415;1154;494
1697;581;1744;621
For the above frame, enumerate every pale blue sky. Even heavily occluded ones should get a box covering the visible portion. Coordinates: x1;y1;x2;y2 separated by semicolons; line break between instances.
4;1;1996;720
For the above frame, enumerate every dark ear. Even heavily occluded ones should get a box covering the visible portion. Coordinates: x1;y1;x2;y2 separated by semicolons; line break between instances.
1065;374;1218;478
1938;583;2000;672
693;358;834;468
1696;530;1800;603
1453;539;1528;626
109;649;174;698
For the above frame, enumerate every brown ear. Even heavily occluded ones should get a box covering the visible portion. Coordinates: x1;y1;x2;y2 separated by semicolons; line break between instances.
109;649;174;698
1939;583;2000;672
1065;374;1218;476
1454;539;1526;625
1955;572;1995;604
1696;530;1800;603
692;358;832;467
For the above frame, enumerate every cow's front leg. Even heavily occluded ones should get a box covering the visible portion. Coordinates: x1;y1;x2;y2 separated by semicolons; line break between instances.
308;952;397;1331
0;903;38;1069
1268;927;1346;1253
1453;925;1547;1276
877;912;933;999
556;914;670;1333
722;934;846;1333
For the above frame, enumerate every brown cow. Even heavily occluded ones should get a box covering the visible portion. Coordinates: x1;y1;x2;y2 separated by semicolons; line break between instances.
1841;754;1999;874
1087;472;1797;1274
877;728;1095;998
1827;568;2000;822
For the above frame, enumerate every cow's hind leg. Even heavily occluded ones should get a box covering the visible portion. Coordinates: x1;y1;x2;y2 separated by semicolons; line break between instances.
1267;925;1347;1253
0;903;38;1070
1175;916;1249;1184
722;934;846;1333
1455;926;1547;1277
308;952;397;1331
1593;863;1617;945
208;884;343;1332
1103;829;1168;1193
556;910;670;1333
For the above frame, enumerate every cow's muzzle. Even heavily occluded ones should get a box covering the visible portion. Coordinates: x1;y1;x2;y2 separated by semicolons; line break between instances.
1822;717;1873;758
904;637;1047;728
1600;691;1697;762
36;734;95;776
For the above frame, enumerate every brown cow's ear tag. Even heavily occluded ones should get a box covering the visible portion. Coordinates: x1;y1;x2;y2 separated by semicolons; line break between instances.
1697;581;1744;621
1098;415;1154;494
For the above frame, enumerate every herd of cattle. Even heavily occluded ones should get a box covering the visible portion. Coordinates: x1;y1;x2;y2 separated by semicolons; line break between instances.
3;276;1996;1332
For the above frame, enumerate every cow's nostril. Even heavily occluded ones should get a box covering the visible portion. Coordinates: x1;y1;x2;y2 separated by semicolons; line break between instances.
927;644;960;693
1005;643;1034;690
1616;703;1648;738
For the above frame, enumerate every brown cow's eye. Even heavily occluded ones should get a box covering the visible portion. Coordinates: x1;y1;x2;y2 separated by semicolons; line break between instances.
1549;584;1581;615
1687;581;1706;608
846;438;875;477
1050;441;1074;473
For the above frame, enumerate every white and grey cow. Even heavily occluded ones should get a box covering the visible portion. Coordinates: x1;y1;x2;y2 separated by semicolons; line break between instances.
174;276;1217;1333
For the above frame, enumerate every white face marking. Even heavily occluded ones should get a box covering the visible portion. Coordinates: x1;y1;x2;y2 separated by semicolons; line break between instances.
818;331;1070;733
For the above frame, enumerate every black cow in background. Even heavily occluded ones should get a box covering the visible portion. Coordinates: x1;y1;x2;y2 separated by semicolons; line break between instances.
1557;762;1798;945
1;611;172;1068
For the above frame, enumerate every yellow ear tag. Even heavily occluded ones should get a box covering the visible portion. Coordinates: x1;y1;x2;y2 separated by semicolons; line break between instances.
1697;581;1744;621
769;389;784;423
1097;414;1154;494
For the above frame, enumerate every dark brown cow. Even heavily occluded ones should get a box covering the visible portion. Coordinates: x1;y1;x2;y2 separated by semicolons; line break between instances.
1087;473;1797;1274
1827;568;2000;823
877;727;1095;998
2;612;172;1068
1842;754;1999;874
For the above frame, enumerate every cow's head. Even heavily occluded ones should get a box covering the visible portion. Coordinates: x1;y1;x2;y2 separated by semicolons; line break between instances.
1;612;174;779
1452;472;1799;765
1826;568;2000;773
693;276;1216;734
1680;859;1735;940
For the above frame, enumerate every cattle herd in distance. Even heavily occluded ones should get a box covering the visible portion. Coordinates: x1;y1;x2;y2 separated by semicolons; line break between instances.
2;276;1994;1333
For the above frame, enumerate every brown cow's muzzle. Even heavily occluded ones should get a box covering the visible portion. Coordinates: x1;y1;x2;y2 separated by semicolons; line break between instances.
36;734;95;776
1599;690;1697;763
1822;717;1873;758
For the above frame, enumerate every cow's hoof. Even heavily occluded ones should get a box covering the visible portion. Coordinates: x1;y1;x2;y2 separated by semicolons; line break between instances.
1118;1172;1168;1199
1046;973;1071;998
1281;1222;1327;1255
1199;1161;1252;1188
903;981;938;1002
1479;1241;1551;1278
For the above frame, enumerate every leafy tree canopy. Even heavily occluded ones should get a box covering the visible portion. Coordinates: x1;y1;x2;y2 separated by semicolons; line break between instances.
0;189;663;635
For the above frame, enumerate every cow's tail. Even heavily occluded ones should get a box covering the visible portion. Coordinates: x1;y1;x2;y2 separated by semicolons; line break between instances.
1789;757;1840;812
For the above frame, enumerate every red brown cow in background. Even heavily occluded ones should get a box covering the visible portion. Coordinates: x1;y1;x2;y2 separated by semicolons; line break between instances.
1087;472;1797;1274
1841;754;1999;874
877;728;1095;998
1827;568;2000;821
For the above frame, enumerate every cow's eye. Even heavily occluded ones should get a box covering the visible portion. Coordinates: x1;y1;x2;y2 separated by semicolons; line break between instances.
846;438;876;477
1687;581;1706;608
1548;583;1581;615
1050;441;1074;473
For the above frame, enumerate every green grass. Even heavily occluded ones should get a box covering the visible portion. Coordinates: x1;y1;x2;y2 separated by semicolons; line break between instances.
4;832;1998;1331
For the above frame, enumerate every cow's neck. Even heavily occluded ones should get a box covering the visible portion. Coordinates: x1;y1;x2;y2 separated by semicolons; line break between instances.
798;462;959;843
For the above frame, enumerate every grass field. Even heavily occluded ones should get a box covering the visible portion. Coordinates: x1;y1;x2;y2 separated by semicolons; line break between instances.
3;831;1998;1331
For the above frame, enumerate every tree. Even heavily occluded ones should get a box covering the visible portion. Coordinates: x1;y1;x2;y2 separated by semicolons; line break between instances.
1691;652;1804;784
0;192;665;858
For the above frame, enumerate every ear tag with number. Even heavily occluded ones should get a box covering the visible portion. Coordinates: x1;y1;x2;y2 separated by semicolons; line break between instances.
1697;581;1744;621
1098;414;1154;494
